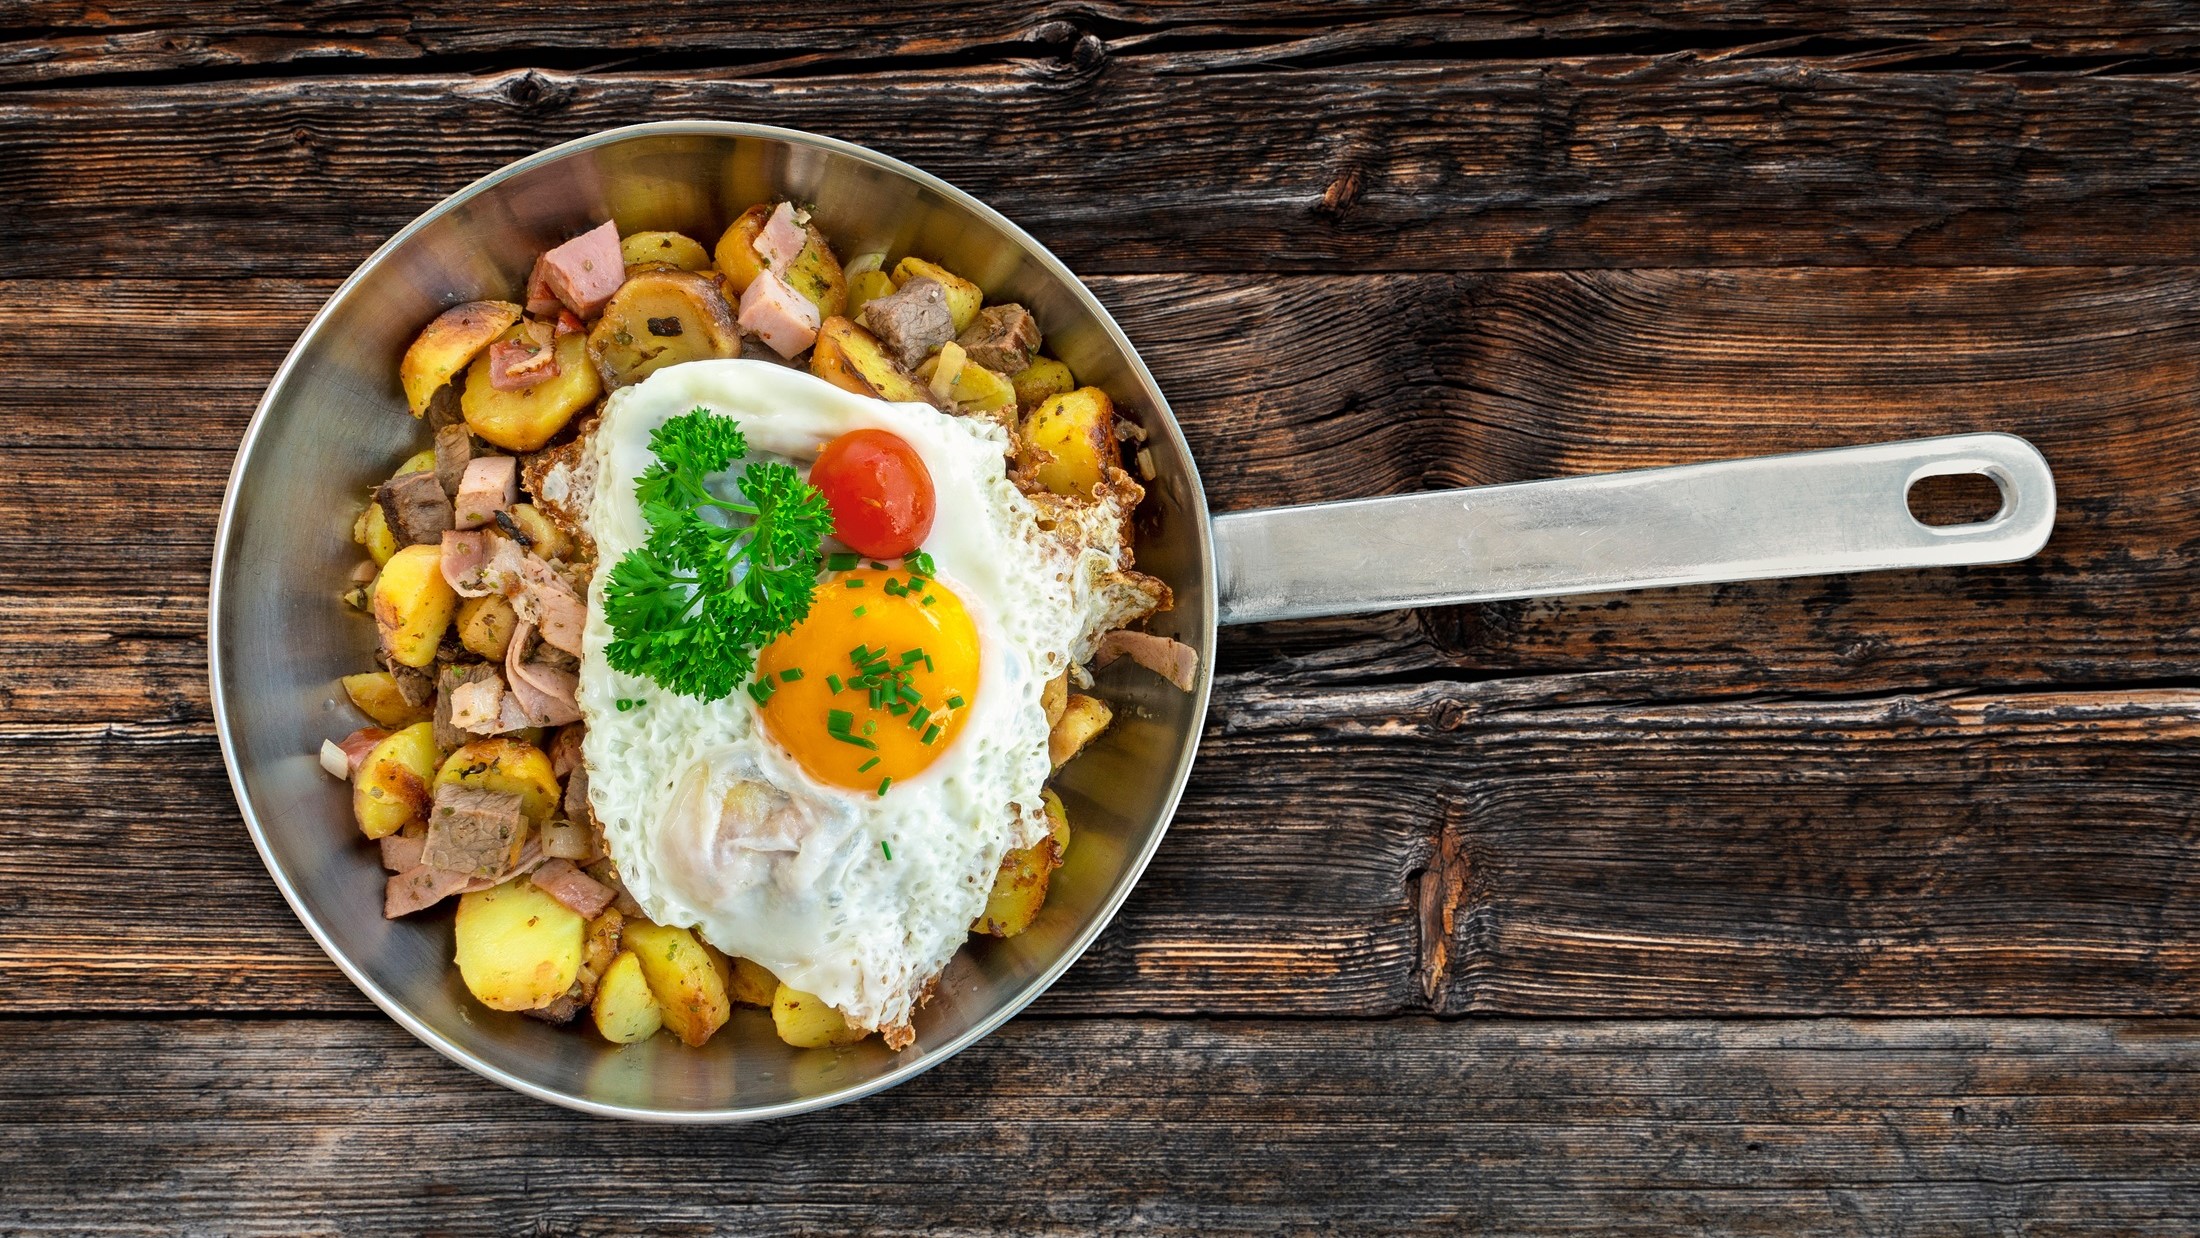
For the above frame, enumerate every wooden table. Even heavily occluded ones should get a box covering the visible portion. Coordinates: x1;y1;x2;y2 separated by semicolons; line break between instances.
7;5;2200;1232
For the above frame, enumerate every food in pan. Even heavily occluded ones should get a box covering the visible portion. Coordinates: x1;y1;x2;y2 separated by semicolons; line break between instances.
319;202;1198;1051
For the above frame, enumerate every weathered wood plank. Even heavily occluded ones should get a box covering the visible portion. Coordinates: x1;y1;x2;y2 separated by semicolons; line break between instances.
11;62;2200;277
9;1;2200;85
8;687;2200;1016
5;1016;2197;1234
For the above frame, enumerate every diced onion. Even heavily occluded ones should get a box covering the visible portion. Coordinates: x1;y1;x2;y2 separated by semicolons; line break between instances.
541;818;596;862
319;739;351;780
845;251;886;276
928;341;967;404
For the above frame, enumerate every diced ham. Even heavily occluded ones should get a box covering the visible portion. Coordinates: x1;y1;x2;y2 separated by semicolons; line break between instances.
506;623;584;726
376;469;454;547
554;309;583;337
486;337;558;391
548;723;585;778
384;865;473;918
440;529;495;595
859;277;954;368
955;303;1042;374
738;269;821;358
434;663;500;751
524;254;564;317
447;673;506;733
564;763;592;826
379;833;426;873
433;423;474;500
1092;628;1200;692
453;455;518;530
336;726;389;776
754;201;808;271
531;858;615;919
513;556;586;656
539;221;624;319
422;783;528;878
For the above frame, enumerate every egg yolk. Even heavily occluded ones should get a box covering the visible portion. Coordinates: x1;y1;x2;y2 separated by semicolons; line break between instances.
756;569;981;792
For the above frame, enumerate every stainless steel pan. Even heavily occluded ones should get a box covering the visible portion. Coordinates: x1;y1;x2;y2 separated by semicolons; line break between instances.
212;122;2056;1121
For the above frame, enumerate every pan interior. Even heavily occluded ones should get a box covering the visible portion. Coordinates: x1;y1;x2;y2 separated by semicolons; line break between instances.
211;124;1214;1120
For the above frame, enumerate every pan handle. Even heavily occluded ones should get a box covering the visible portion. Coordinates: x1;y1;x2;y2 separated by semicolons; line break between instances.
1210;433;2056;626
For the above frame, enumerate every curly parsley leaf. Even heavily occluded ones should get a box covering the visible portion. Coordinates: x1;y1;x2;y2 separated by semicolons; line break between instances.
602;407;832;700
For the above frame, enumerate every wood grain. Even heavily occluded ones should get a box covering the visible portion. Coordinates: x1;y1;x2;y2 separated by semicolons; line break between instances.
12;61;2200;277
6;1016;2198;1234
10;2;2200;85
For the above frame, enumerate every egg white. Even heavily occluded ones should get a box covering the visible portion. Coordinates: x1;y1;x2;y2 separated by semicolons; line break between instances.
577;359;1118;1038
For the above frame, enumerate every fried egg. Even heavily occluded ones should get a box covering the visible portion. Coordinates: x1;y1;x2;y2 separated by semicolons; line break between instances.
575;359;1143;1042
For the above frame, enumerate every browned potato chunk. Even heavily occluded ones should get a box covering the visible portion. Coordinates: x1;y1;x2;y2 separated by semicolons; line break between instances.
712;204;772;295
771;983;867;1048
620;920;732;1047
454;593;518;660
505;503;572;561
584;907;624;979
618;230;711;272
1042;671;1068;728
435;738;561;825
974;790;1072;937
811;316;933;404
781;226;847;320
586;269;742;390
916;343;1017;419
846;269;896;316
401;300;521;417
727;956;778;1008
352;721;439;839
460;324;601;451
1049;693;1113;769
591;950;664;1043
1010;357;1075;409
454;878;586;1012
342;670;434;728
370;543;457;668
1020;387;1122;499
889;257;982;334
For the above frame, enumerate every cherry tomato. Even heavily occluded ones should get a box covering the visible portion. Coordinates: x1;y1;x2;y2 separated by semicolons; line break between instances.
810;428;936;559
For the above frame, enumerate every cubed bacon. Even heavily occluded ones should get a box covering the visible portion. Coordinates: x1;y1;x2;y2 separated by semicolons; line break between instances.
539;221;624;319
738;269;821;358
531;858;615;919
554;309;583;337
524;254;564;318
487;337;558;391
754;201;808;271
1092;628;1200;692
453;456;519;530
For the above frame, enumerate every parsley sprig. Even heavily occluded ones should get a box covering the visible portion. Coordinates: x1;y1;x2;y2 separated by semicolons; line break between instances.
602;407;833;701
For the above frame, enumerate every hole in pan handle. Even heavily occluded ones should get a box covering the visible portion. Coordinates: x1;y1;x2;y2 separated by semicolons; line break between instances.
1210;433;2057;626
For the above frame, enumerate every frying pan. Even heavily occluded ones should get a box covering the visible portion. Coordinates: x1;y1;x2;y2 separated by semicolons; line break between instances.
212;122;2056;1121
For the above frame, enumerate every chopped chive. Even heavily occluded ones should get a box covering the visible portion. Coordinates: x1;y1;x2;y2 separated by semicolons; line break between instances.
852;605;867;618
779;667;804;683
827;708;855;731
863;720;877;736
922;654;934;673
888;701;909;716
922;595;935;606
905;551;937;576
844;578;865;589
921;724;941;745
908;577;929;591
826;674;844;693
909;706;932;729
881;840;892;859
877;776;892;796
850;644;873;663
858;756;880;773
882;579;905;597
946;694;966;709
900;649;925;665
830;731;878;750
746;682;771;705
827;552;858;571
868;561;889;571
897;683;922;705
869;687;884;709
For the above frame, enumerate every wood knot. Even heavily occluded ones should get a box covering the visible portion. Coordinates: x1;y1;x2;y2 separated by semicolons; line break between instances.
1411;815;1471;1005
1316;166;1363;222
1068;32;1108;74
506;71;573;112
1432;699;1469;732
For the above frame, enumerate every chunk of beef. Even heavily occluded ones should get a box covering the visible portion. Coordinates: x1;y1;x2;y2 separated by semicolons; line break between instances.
954;303;1041;374
859;277;955;368
376;469;454;548
377;649;436;707
433;423;474;499
421;783;528;879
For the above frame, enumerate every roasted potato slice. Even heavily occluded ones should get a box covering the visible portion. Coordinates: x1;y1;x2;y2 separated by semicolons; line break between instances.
1049;693;1114;769
712;204;772;295
370;543;457;668
916;343;1017;418
355;500;398;566
591;950;665;1043
889;257;982;334
1010;357;1075;409
401;300;521;418
1020;387;1122;499
771;983;867;1048
435;738;561;825
454;877;586;1012
460;324;601;452
621;920;732;1047
727;956;778;1008
454;593;518;660
975;789;1072;938
586;268;742;390
583;908;624;978
342;670;434;728
352;720;439;840
846;269;896;316
810;316;932;404
618;230;711;272
781;227;847;320
505;503;571;561
1042;671;1068;728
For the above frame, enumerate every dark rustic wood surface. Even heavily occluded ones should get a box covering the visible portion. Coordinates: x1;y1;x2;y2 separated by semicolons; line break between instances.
5;5;2199;1234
